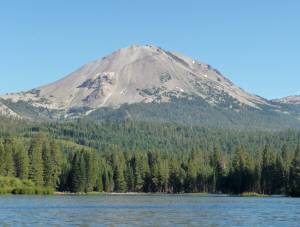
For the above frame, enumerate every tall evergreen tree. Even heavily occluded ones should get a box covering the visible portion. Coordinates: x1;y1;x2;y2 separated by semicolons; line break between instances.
85;151;98;192
28;137;44;186
14;146;29;180
103;167;110;192
281;143;292;192
114;165;126;192
50;140;62;186
261;145;275;194
273;153;285;194
42;140;55;187
126;163;134;191
159;159;169;192
70;150;87;192
3;133;15;177
0;143;5;175
134;152;148;192
290;144;300;196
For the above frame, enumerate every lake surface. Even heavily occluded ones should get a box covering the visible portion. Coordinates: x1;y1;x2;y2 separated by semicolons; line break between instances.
0;194;299;226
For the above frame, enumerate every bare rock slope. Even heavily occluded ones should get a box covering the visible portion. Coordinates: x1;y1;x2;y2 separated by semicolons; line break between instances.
0;45;269;118
273;96;300;105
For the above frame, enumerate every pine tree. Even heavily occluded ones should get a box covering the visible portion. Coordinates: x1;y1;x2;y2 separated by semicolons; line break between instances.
85;151;98;192
261;145;275;194
210;147;223;192
159;159;169;192
70;150;87;192
28;137;44;186
42;141;55;187
103;167;110;192
281;143;292;192
59;160;72;191
273;153;285;194
0;143;5;175
290;144;300;196
126;163;134;191
96;170;103;192
134;152;148;192
114;165;126;192
169;157;180;193
186;148;198;192
50;140;62;186
3;133;15;177
14;146;29;180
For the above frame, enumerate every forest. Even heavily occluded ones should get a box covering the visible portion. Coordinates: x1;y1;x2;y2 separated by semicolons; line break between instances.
0;116;300;196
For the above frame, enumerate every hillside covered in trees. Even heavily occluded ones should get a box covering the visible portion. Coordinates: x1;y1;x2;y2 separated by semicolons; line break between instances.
0;116;300;196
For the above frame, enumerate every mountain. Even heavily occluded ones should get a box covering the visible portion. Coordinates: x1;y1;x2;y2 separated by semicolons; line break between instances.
0;99;19;117
1;45;299;129
273;95;300;105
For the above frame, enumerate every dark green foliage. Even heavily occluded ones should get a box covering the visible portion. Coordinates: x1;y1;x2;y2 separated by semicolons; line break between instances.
85;150;98;192
28;134;46;186
3;133;16;177
87;97;300;130
42;141;55;187
1;99;62;121
70;150;87;192
0;143;5;175
261;145;275;194
14;146;29;180
50;140;62;186
2;117;300;195
289;144;300;196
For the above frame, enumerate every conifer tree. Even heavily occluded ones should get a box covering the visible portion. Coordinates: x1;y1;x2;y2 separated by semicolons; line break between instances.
281;142;292;192
0;143;5;175
159;159;169;192
134;152;148;192
261;145;275;194
103;168;110;192
85;151;98;192
290;144;300;196
14;146;29;180
96;170;103;192
70;150;87;192
126;163;134;191
28;137;44;186
210;147;223;191
114;165;126;192
50;140;62;186
42;140;55;187
3;133;15;177
273;153;285;194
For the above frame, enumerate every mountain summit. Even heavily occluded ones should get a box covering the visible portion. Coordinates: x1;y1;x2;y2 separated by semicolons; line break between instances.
1;45;266;110
0;45;299;130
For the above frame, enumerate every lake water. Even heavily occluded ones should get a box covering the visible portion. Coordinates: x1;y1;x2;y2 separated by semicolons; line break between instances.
0;194;299;226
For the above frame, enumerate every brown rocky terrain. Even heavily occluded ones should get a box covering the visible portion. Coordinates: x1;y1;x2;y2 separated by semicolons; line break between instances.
0;45;269;118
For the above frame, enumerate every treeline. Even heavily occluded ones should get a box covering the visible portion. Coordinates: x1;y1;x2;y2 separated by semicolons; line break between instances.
1;117;300;196
33;119;300;156
0;133;62;191
59;142;300;195
86;96;300;130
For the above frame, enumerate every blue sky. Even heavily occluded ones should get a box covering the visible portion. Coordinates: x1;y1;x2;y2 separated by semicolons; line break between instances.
0;0;299;99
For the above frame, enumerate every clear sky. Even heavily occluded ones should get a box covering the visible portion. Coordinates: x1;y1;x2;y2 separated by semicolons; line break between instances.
1;0;299;99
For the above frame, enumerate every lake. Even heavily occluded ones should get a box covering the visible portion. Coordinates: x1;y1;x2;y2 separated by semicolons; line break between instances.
0;194;299;226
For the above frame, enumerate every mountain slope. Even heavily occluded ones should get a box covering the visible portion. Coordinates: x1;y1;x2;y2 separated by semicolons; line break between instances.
0;45;299;130
273;95;300;105
1;45;267;111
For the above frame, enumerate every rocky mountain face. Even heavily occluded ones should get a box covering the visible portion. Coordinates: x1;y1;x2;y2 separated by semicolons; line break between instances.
273;96;300;105
0;45;299;129
0;100;19;117
1;45;267;111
